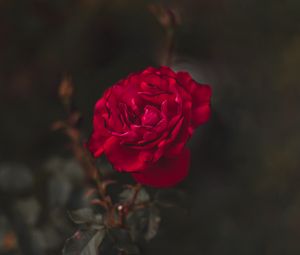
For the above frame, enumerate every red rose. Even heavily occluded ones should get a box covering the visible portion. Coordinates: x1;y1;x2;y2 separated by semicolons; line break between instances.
88;66;211;187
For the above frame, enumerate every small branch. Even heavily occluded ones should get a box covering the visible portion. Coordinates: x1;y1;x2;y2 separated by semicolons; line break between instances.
116;184;142;228
149;4;179;66
54;76;110;208
129;184;142;209
162;27;175;66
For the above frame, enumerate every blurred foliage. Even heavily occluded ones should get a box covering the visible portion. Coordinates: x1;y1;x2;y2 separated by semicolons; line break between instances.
1;0;300;254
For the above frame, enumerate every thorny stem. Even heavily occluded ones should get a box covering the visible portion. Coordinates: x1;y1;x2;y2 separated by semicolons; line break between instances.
162;28;175;66
129;183;142;209
69;121;114;203
55;78;144;229
56;80;110;208
149;5;178;66
117;183;142;228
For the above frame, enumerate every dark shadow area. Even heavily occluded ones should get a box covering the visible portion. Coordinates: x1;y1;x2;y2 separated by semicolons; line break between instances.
1;0;300;254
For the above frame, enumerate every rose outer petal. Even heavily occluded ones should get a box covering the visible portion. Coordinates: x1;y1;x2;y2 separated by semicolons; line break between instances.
104;137;149;172
191;85;212;128
131;148;190;188
87;131;107;157
87;98;110;157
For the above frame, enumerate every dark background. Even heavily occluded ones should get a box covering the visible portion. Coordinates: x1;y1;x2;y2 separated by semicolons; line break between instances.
1;0;300;254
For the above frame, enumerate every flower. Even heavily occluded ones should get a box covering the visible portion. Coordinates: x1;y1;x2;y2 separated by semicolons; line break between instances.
88;66;211;187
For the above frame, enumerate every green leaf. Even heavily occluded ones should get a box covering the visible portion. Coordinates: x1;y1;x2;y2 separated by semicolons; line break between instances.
62;227;105;255
126;209;148;242
68;208;103;226
107;228;140;254
144;206;160;241
119;188;150;204
126;206;161;242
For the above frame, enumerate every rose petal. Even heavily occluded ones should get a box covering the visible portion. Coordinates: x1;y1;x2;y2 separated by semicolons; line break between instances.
161;99;179;119
176;72;211;102
159;66;176;77
191;85;212;127
88;97;110;157
131;148;190;188
176;72;211;127
104;137;149;172
192;104;211;127
191;84;211;108
141;105;161;126
87;131;107;157
141;67;158;75
164;119;190;158
176;71;193;90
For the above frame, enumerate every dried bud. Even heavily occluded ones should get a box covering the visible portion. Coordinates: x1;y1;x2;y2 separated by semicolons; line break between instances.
148;4;180;30
84;188;97;198
58;75;73;102
3;232;17;251
51;121;66;131
68;111;81;126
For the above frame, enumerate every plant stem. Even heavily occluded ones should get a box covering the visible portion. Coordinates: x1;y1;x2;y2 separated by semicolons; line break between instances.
162;28;175;66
